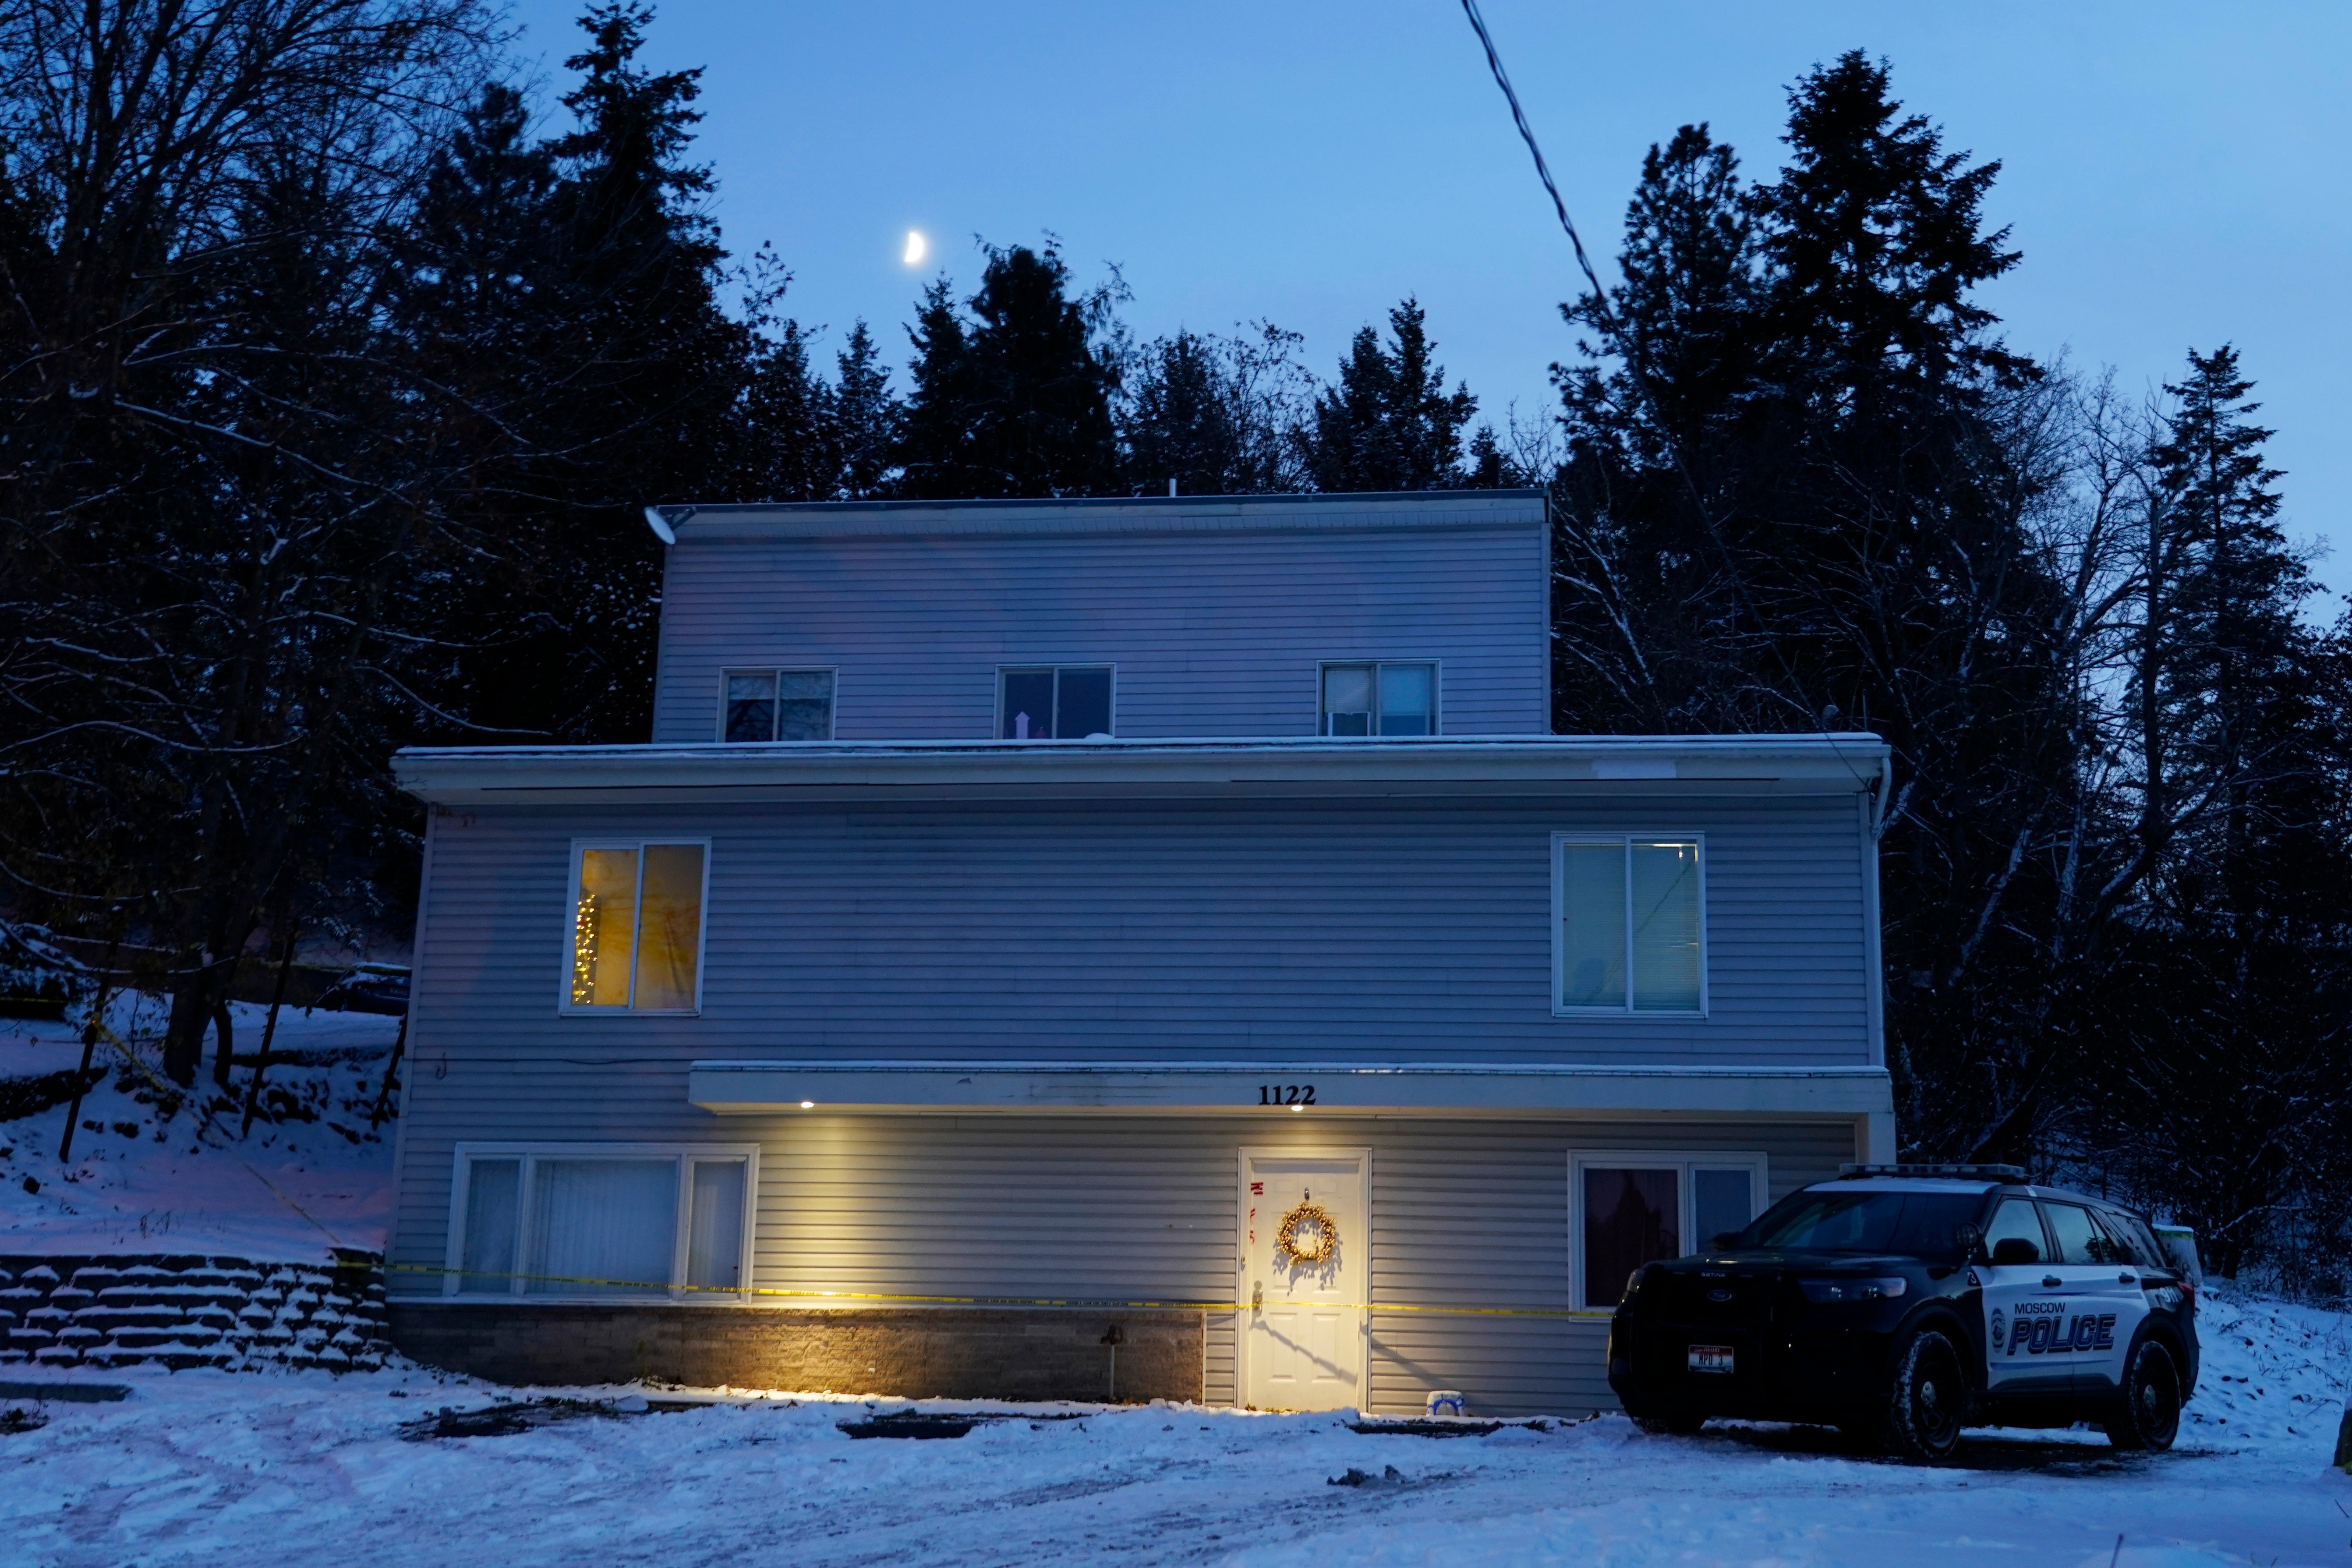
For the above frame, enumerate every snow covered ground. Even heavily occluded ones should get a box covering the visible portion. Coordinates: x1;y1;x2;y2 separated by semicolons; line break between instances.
0;995;400;1259
2;1286;2348;1567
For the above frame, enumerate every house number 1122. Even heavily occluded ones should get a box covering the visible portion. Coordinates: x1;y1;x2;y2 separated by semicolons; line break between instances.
1258;1085;1316;1105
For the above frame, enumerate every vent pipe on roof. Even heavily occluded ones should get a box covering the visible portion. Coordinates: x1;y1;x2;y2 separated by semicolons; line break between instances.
1167;478;1176;497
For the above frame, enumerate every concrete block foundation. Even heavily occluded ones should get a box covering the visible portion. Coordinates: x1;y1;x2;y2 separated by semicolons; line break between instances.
388;1304;1207;1402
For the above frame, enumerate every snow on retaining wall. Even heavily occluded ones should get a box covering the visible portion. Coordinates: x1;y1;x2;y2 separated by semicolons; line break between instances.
0;1250;389;1370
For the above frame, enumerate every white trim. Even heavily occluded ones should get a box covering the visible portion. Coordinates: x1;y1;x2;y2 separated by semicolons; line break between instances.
992;662;1118;740
662;491;1551;545
1550;832;1710;1018
1236;1145;1370;1411
1567;1148;1769;1310
444;1141;760;1303
715;666;839;743
395;733;1891;805
686;1059;1893;1118
1316;658;1443;738
559;836;713;1016
1859;790;1887;1071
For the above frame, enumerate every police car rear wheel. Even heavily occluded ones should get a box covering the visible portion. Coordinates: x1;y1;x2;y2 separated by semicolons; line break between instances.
2104;1338;2181;1451
1882;1327;1966;1462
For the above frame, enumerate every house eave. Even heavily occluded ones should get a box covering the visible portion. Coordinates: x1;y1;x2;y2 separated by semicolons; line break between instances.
684;1059;1895;1118
392;734;1889;807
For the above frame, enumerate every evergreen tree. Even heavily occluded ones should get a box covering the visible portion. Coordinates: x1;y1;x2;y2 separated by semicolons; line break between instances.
896;241;1123;499
1306;298;1477;492
831;320;901;498
1125;330;1241;494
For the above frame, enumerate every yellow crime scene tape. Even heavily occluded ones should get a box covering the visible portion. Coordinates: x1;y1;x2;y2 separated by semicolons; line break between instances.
383;1262;1616;1318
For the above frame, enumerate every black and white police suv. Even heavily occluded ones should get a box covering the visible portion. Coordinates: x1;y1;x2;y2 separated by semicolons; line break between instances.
1606;1165;2200;1461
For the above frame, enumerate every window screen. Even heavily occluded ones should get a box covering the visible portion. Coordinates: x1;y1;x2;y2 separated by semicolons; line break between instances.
459;1159;520;1293
1321;662;1437;737
722;669;833;742
569;842;706;1010
1556;837;1703;1012
999;667;1114;739
1584;1167;1679;1307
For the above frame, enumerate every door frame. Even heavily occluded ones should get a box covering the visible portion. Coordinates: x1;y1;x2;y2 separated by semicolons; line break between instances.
1236;1145;1371;1409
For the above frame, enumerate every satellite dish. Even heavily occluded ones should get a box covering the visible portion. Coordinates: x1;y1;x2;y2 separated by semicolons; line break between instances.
642;506;677;545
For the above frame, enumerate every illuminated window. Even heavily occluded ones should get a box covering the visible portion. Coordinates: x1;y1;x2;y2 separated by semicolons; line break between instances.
447;1144;753;1299
567;841;707;1012
1553;835;1705;1014
722;669;834;742
1320;662;1437;736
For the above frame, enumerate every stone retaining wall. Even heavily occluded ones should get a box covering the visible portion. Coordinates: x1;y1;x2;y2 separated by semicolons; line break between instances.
0;1251;390;1371
389;1303;1204;1401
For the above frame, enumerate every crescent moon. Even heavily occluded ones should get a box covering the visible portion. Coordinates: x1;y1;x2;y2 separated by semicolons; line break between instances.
902;230;927;266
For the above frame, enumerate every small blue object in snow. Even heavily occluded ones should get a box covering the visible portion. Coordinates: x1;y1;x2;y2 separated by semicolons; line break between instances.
1424;1390;1467;1417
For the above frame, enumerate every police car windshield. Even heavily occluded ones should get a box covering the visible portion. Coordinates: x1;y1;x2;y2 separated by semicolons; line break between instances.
1737;1189;1986;1260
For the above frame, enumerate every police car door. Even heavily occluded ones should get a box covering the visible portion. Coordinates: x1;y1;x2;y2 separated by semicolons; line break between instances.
1980;1196;2066;1395
2040;1200;2142;1393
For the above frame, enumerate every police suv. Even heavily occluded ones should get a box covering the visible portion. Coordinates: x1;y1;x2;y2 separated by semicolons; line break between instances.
1606;1165;2199;1461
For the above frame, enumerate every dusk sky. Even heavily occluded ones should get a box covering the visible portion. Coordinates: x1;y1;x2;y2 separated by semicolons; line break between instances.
501;0;2348;589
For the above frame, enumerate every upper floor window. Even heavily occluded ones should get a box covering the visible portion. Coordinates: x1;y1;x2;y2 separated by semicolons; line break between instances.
723;669;834;742
1322;661;1436;736
999;665;1114;740
1553;835;1704;1015
568;841;707;1012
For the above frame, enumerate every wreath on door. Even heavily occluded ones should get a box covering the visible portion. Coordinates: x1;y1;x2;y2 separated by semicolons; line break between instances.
1275;1200;1339;1266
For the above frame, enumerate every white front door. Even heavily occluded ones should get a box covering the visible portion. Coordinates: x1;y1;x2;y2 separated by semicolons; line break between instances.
1241;1150;1368;1412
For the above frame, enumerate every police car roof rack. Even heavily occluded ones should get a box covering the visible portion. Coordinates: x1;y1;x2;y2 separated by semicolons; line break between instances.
1837;1162;2027;1182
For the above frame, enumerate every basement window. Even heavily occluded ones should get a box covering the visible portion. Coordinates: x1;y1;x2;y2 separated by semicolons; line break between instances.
447;1145;754;1300
566;841;708;1012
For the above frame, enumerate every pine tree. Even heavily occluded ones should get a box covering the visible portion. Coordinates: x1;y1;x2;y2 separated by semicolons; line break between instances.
896;241;1123;499
1306;298;1477;492
831;320;900;498
1125;330;1241;494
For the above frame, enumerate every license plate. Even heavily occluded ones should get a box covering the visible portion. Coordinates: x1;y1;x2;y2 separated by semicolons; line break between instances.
1687;1344;1735;1374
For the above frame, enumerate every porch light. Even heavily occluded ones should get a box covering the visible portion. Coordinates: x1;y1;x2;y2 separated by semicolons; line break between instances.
800;1100;815;1110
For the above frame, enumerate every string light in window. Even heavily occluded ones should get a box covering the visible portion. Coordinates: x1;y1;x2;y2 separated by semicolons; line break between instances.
571;891;599;1005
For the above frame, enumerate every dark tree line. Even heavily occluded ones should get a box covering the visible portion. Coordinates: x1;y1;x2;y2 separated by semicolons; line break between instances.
1;8;2342;1285
1546;52;2352;1282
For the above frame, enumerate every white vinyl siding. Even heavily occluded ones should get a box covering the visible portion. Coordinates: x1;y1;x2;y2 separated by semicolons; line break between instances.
1553;835;1706;1016
445;1144;756;1301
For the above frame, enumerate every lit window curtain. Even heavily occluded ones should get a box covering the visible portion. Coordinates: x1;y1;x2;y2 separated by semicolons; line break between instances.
460;1160;520;1292
573;849;640;1006
527;1159;678;1296
633;844;706;1009
1584;1167;1679;1306
686;1161;747;1292
1557;842;1627;1006
1629;841;1701;1011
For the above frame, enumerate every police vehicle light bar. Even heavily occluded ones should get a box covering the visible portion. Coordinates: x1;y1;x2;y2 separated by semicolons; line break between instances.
1837;1162;2027;1182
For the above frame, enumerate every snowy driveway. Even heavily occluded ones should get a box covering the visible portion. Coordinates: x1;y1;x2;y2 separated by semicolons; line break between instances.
0;1380;2345;1567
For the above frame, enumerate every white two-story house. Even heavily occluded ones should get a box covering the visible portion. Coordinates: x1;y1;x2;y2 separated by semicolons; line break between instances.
383;490;1893;1416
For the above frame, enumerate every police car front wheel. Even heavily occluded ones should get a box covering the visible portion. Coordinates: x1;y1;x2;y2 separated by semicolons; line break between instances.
2104;1337;2182;1451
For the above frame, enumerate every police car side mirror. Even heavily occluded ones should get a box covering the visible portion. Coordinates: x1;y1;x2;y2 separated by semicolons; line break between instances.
1990;1236;2039;1267
1954;1223;1985;1263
